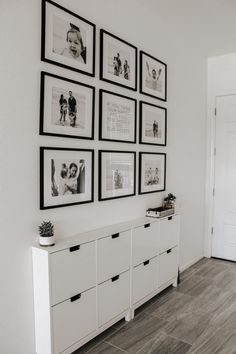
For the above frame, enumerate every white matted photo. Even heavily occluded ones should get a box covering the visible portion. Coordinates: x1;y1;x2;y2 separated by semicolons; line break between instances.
42;0;95;76
140;51;167;101
99;150;136;201
99;89;137;143
139;101;167;146
139;152;166;194
40;147;94;209
40;72;95;139
100;29;137;91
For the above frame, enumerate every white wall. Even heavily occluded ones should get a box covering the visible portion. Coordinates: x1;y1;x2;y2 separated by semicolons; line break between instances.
205;53;236;256
0;0;207;353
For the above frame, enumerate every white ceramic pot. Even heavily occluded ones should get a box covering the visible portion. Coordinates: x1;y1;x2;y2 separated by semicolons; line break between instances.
39;235;55;247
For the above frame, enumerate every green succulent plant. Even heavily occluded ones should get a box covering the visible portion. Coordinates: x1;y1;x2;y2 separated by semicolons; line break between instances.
38;221;54;237
163;193;176;203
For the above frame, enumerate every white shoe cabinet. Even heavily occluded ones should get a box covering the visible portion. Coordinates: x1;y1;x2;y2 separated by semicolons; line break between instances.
32;214;180;354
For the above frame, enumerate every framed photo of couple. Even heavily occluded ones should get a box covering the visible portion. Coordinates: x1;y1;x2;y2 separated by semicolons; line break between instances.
139;101;167;146
99;150;136;201
40;147;94;209
140;51;167;101
41;0;96;76
100;29;137;91
40;72;95;140
139;152;166;195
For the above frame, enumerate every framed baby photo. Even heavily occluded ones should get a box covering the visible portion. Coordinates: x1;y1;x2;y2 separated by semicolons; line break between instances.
41;0;96;76
139;101;167;146
99;89;137;143
40;72;95;140
100;29;137;91
139;152;166;195
40;147;94;209
99;150;136;201
140;51;167;101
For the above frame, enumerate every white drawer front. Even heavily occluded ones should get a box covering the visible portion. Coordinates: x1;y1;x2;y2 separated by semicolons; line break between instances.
133;221;159;266
159;215;179;254
98;271;130;327
52;287;96;354
98;230;131;284
50;241;96;306
158;247;178;288
133;256;158;304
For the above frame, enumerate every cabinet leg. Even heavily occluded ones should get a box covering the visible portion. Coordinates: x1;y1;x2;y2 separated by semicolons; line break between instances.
172;278;178;288
125;309;133;322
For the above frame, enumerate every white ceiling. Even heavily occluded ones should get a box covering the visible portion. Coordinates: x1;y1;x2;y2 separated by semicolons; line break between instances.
136;0;236;57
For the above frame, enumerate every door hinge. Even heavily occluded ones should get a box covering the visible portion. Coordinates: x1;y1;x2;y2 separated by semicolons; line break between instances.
213;188;215;197
214;147;216;155
214;107;217;116
211;227;214;235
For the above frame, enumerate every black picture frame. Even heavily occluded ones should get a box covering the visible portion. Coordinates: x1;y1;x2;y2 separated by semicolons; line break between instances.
140;51;167;101
139;101;167;146
99;89;137;144
40;147;94;209
41;0;96;77
40;71;95;140
139;152;166;194
100;29;137;91
98;150;136;201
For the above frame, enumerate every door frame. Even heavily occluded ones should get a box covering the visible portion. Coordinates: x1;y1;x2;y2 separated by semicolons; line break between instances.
205;93;236;258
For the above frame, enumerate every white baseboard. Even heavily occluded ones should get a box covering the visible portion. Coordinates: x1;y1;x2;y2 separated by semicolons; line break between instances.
179;255;207;273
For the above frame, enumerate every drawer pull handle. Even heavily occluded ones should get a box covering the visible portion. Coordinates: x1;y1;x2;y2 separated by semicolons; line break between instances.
144;223;150;228
167;249;172;254
168;216;173;221
69;245;80;252
111;275;120;282
112;233;119;239
70;293;81;302
144;260;150;266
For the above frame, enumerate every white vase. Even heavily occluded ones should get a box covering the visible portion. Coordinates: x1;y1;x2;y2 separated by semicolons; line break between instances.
39;235;55;247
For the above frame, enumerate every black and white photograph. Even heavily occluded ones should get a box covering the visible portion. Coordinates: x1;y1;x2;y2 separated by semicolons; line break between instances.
139;101;167;146
99;89;137;143
40;72;95;139
99;150;136;201
100;30;137;91
42;0;95;76
40;147;94;209
140;51;167;101
139;152;166;194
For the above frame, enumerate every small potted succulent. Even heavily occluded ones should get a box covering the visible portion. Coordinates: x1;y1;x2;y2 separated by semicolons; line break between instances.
38;221;55;247
163;193;176;210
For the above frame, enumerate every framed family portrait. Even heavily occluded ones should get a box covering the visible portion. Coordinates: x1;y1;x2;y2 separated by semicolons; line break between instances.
100;29;137;91
139;152;166;195
99;150;136;201
40;147;94;209
99;89;137;143
139;101;167;146
40;72;95;140
41;0;96;76
140;51;167;101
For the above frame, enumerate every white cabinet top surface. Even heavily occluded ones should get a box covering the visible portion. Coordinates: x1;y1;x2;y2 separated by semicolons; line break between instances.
32;214;179;254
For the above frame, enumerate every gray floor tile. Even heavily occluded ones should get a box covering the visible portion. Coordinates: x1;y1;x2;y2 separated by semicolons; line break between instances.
164;308;212;345
176;274;214;297
195;260;229;279
137;332;191;354
87;341;127;353
106;312;168;353
145;291;195;322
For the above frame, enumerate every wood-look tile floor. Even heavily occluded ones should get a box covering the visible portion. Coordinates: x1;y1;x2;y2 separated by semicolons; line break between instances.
73;257;236;354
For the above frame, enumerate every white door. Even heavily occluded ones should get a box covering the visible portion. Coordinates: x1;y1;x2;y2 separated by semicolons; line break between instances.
212;95;236;261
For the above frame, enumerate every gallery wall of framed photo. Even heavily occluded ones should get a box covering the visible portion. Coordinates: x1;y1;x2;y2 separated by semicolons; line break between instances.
39;0;168;210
